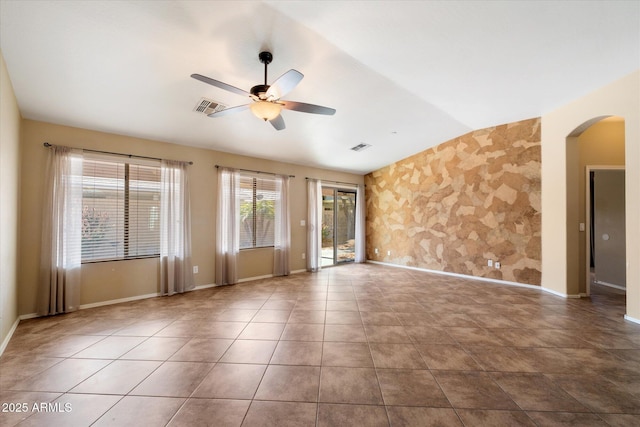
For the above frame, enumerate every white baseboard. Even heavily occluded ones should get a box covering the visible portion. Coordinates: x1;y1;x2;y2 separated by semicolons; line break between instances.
19;312;39;320
79;292;161;310
238;274;274;283
367;260;572;297
237;269;307;284
539;287;581;299
624;315;640;325
0;317;21;356
594;280;626;291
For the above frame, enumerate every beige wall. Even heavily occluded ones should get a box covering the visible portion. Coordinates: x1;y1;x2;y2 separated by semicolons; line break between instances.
575;119;625;293
541;70;639;321
365;118;541;285
19;119;363;315
0;51;21;347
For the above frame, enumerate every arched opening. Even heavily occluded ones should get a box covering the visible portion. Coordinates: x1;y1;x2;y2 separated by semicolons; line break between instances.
565;115;626;303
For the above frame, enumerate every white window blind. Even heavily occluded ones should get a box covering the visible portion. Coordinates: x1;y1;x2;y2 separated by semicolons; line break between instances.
81;154;161;262
239;174;277;249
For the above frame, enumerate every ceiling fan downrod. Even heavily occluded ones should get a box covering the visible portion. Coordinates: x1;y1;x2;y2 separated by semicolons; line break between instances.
259;51;273;85
250;51;273;98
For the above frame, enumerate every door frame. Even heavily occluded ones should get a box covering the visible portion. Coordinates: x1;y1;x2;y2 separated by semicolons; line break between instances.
585;165;625;296
321;185;357;267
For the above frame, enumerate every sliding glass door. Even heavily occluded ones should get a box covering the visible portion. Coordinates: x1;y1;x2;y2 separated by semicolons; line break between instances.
321;187;356;266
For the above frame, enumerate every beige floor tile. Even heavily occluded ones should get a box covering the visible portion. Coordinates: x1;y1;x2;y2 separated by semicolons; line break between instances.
433;371;519;410
239;323;285;340
168;337;234;362
219;340;277;364
324;311;362;325
168;398;250;427
270;341;323;366
120;336;189;360
71;360;161;394
364;325;411;343
317;403;388;427
377;369;449;407
323;324;367;342
254;365;320;402
93;395;185;427
415;344;481;370
319;367;383;405
193;363;266;399
130;361;213;397
456;409;536;426
280;323;325;341
252;310;292;323
491;372;590;412
386;407;463;427
242;401;317;427
322;342;374;367
525;411;610;426
11;358;111;392
369;343;426;369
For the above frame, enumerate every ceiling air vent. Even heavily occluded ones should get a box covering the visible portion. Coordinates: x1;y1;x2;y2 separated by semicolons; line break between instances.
350;143;371;152
193;97;226;115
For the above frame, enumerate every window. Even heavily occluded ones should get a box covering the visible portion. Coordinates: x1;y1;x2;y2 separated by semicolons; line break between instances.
81;154;161;262
239;174;277;249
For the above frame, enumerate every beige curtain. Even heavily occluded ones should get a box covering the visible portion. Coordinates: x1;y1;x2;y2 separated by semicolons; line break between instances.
216;167;240;285
306;179;322;272
38;146;83;315
355;184;367;263
273;175;291;276
160;160;194;295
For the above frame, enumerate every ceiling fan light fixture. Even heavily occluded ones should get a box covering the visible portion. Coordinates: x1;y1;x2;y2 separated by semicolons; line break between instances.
250;100;282;121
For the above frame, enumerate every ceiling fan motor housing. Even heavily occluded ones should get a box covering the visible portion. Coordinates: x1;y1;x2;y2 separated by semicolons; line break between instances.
250;84;271;98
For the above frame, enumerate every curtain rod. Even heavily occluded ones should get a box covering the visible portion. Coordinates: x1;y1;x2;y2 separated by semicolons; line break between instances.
215;164;295;178
306;177;360;187
43;142;193;165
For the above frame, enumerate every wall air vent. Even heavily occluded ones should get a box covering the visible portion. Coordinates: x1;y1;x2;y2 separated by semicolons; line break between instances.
350;143;371;152
193;97;226;115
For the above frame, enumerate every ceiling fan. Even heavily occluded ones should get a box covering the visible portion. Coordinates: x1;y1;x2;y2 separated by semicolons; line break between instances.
191;51;336;131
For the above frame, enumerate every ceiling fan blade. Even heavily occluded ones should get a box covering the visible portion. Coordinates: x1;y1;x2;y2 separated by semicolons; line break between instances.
281;101;336;116
191;73;250;97
266;70;303;100
269;114;286;131
208;104;250;117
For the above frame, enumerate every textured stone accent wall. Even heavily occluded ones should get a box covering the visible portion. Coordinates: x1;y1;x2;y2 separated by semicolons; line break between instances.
365;118;541;285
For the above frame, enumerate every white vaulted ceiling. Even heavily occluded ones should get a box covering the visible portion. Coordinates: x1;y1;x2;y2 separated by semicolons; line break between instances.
1;1;638;174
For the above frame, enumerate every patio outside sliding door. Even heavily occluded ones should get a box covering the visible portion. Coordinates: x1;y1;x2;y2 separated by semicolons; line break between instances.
321;187;356;266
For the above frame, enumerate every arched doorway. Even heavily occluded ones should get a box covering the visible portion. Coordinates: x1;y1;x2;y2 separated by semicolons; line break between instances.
565;116;626;300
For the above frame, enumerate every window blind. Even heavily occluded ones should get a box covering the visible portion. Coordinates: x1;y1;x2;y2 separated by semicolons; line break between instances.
239;174;277;249
81;154;161;262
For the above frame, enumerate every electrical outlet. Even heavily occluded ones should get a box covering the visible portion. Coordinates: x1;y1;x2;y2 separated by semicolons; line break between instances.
300;219;306;227
193;265;199;274
488;259;493;267
495;262;501;269
302;253;306;259
387;250;391;256
375;248;379;254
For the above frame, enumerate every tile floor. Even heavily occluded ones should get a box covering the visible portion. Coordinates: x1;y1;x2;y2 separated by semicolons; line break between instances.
1;263;640;426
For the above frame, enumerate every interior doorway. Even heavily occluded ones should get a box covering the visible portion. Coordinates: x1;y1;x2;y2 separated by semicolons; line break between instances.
321;187;356;266
586;166;626;295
